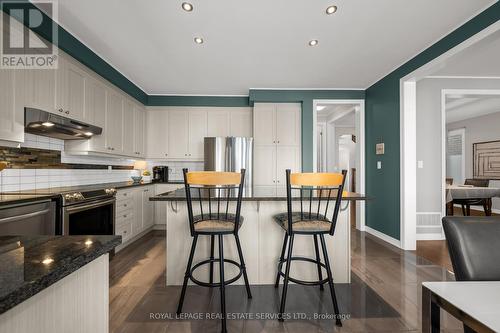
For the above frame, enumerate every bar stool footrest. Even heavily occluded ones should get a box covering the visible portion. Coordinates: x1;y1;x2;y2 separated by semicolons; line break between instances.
278;256;329;286
189;258;243;287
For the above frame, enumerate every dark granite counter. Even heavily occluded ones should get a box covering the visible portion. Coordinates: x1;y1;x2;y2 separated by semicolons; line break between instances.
0;235;121;315
0;194;54;208
150;188;367;202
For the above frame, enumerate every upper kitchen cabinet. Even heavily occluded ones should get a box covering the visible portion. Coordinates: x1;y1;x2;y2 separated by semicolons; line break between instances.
146;108;169;159
253;103;300;146
21;66;58;114
276;103;301;146
105;90;124;154
188;110;208;159
0;69;24;143
122;99;135;156
229;108;253;137
253;103;276;145
207;110;230;137
167;110;189;159
133;104;146;157
56;56;86;122
83;76;107;152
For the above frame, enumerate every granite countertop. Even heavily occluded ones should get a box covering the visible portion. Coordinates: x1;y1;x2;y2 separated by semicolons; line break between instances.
150;188;367;202
0;235;121;315
0;180;183;207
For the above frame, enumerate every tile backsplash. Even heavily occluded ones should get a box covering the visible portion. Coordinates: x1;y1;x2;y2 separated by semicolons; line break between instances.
0;133;205;192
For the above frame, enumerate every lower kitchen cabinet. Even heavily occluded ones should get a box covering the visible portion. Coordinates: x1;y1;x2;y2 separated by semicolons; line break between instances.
115;185;155;250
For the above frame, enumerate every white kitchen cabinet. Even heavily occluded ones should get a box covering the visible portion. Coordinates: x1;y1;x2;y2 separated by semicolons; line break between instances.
133;104;145;157
22;67;57;114
207;110;229;137
122;99;135;156
168;110;189;158
146;109;169;159
56;57;86;122
276;103;301;146
84;77;107;152
229;108;253;137
142;186;154;229
132;188;143;234
105;90;123;153
0;69;24;143
188;110;207;159
253;103;276;145
253;103;301;195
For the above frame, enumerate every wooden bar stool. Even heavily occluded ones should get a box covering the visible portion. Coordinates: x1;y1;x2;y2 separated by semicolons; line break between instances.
273;169;347;326
176;169;252;333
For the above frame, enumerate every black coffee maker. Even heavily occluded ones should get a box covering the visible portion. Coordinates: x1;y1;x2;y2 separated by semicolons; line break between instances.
152;166;169;183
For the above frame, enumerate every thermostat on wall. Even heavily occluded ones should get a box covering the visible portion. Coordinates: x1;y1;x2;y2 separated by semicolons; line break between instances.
376;143;385;155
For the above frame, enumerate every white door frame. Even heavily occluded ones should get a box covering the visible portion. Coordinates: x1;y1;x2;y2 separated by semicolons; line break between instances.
442;89;500;218
399;21;500;250
313;99;366;231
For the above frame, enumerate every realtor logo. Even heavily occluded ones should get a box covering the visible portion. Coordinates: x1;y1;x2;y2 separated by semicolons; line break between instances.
1;1;58;69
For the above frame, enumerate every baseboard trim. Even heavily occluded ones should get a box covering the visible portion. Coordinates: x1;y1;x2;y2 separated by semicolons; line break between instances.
416;234;445;241
452;204;500;215
365;226;401;248
153;224;166;230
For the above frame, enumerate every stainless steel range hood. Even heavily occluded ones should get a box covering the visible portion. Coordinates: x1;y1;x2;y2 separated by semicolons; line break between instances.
24;108;102;140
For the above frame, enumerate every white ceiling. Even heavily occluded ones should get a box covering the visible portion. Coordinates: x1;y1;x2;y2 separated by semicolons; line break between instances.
431;29;500;77
446;94;500;123
54;0;495;95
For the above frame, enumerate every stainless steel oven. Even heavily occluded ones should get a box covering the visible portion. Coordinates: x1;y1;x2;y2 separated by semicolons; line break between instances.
61;188;116;236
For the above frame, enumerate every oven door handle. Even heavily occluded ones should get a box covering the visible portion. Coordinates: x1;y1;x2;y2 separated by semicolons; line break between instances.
0;209;51;225
65;198;116;213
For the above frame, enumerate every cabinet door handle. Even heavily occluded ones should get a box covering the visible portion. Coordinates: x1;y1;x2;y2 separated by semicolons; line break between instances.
165;153;168;156
65;110;70;114
123;215;127;218
124;204;127;207
277;141;280;144
58;108;63;113
123;230;127;234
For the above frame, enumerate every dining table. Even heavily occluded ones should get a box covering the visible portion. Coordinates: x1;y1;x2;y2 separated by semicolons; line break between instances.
446;185;500;216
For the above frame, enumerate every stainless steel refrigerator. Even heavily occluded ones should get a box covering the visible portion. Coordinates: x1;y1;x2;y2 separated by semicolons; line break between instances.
204;137;253;196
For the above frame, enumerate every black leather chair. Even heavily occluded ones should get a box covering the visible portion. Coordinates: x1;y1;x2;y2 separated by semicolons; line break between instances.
443;216;500;281
452;179;491;216
442;216;500;333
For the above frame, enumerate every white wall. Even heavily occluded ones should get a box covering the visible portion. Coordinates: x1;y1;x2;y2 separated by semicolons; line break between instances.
447;111;500;211
416;78;500;214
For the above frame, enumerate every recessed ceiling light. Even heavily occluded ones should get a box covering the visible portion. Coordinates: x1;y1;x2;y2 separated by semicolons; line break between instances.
181;2;193;12
326;5;338;15
42;122;54;127
194;37;204;44
308;39;318;47
84;132;93;136
317;106;326;111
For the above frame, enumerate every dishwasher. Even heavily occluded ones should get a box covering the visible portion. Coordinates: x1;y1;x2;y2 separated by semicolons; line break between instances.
0;200;56;235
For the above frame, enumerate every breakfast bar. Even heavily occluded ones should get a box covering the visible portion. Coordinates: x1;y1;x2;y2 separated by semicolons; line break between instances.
151;189;366;285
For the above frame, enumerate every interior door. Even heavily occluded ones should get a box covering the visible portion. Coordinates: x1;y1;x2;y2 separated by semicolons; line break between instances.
188;110;208;159
446;128;465;186
168;110;189;158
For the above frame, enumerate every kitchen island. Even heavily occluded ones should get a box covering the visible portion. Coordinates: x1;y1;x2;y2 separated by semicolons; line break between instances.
0;235;121;333
151;189;366;285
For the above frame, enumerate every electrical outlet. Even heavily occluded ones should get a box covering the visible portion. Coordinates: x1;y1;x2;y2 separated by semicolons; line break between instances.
418;160;424;169
377;161;382;169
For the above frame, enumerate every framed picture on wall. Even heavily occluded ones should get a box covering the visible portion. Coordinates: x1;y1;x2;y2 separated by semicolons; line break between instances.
473;140;500;180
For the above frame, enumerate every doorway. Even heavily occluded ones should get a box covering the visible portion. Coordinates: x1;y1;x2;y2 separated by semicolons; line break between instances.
313;99;365;231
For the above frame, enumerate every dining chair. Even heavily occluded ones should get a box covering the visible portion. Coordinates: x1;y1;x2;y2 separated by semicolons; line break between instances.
442;216;500;333
176;169;252;333
452;179;491;216
273;169;347;326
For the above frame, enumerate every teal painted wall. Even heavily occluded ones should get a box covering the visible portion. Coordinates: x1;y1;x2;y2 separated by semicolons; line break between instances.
249;90;365;172
364;1;500;240
148;95;250;107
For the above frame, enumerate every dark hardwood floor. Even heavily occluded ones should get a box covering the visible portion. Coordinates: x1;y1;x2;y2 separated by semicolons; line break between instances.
109;229;463;332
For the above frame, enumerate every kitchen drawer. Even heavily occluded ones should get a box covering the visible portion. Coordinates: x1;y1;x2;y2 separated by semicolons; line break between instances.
116;189;134;201
116;210;134;226
116;198;134;213
116;221;132;243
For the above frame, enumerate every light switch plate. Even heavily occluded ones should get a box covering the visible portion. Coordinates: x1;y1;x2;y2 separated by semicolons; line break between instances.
417;160;424;169
376;143;385;155
377;161;382;169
